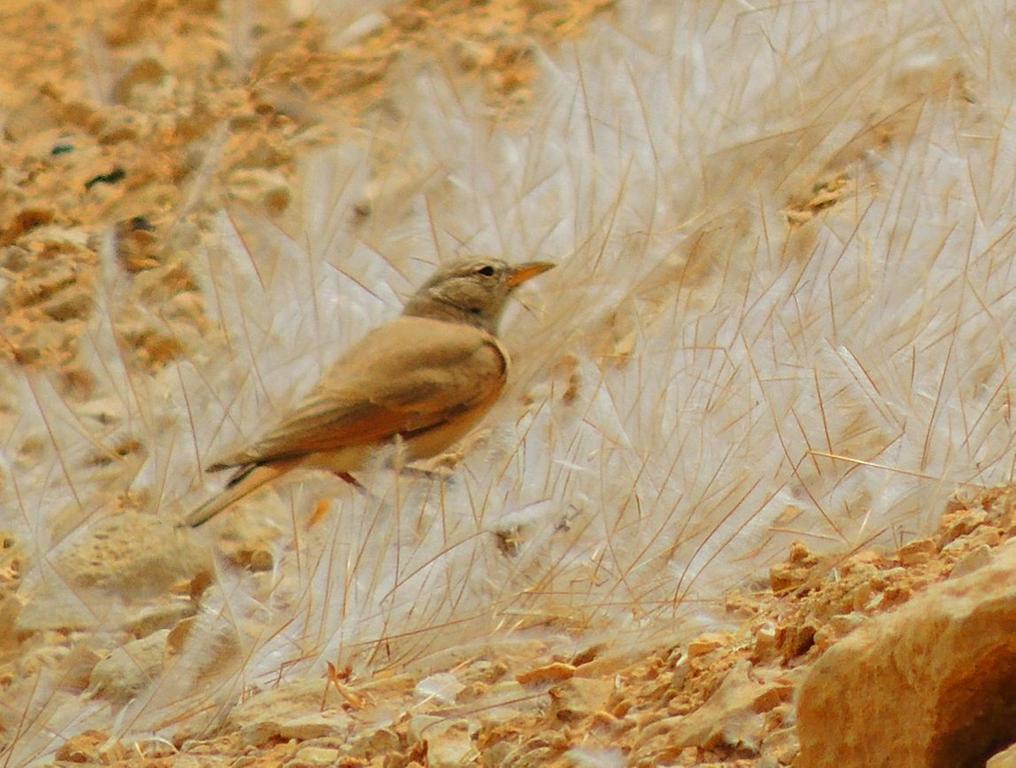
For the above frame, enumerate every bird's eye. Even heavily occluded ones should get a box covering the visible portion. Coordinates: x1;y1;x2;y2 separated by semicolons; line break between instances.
476;265;496;277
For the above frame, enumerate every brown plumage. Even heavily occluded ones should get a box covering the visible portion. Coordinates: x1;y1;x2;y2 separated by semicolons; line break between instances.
183;257;554;527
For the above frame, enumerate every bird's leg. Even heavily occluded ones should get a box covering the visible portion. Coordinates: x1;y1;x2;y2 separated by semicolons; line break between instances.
328;470;390;508
383;436;454;483
333;471;365;491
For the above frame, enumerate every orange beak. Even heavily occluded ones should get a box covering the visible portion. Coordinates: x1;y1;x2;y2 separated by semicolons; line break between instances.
506;261;555;289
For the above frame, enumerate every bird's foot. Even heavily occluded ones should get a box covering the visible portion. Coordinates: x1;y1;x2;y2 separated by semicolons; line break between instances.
399;465;457;484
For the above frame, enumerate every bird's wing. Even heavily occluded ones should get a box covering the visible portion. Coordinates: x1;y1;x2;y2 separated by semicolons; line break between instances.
209;317;508;470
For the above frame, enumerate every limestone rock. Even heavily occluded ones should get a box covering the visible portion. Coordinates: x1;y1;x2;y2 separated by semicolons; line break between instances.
347;725;402;758
548;676;614;722
286;745;340;767
564;747;625;767
228;678;355;745
896;537;937;566
87;630;169;704
123;600;197;638
59;643;103;692
949;543;992;579
408;714;445;744
798;540;1016;767
426;720;476;768
275;712;351;741
761;725;800;765
56;512;211;598
633;660;793;759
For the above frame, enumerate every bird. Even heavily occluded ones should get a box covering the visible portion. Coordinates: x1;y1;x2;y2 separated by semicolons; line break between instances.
182;257;555;527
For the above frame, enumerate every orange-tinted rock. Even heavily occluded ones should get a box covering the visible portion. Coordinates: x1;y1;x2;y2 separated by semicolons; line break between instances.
798;542;1016;767
516;662;576;685
769;541;820;592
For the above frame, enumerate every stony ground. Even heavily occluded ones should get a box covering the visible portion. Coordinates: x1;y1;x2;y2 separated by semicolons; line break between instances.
2;1;1015;767
34;486;1016;767
0;0;608;383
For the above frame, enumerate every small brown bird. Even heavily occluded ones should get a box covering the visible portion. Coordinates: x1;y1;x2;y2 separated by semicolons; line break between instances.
183;257;554;527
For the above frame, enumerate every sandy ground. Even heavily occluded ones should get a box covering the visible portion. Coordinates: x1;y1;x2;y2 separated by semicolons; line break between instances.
2;0;1016;766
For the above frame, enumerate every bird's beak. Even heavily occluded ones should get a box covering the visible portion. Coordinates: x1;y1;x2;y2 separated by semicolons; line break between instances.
506;261;555;288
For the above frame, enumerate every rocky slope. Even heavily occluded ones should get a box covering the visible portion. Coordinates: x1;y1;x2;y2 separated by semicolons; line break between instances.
40;486;1016;767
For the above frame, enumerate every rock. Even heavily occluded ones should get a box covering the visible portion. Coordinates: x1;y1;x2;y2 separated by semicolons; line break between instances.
409;715;477;765
0;207;55;244
348;726;401;758
686;632;730;657
751;622;778;662
460;659;508;685
564;746;625;767
548;677;614;722
569;644;605;667
506;746;555;767
276;712;351;741
949;543;992;579
454;40;496;71
988;743;1016;768
813;612;865;652
634;661;793;757
54;729;108;763
227;168;291;214
516;662;575;686
937;508;987;545
775;616;819;661
797;541;1016;768
238;721;281;748
123;600;197;638
408;714;445;744
228;679;355;744
286;746;340;767
59;643;103;691
87;630;169;704
761;725;800;765
54;512;211;599
769;541;819;591
231;135;291;169
427;720;476;768
671;651;690;688
896;537;937;566
112;58;169;106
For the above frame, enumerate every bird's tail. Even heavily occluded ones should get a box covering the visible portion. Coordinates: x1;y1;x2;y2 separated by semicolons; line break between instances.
182;461;293;528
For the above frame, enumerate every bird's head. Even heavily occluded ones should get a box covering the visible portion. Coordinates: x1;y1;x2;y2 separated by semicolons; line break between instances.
403;257;555;333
